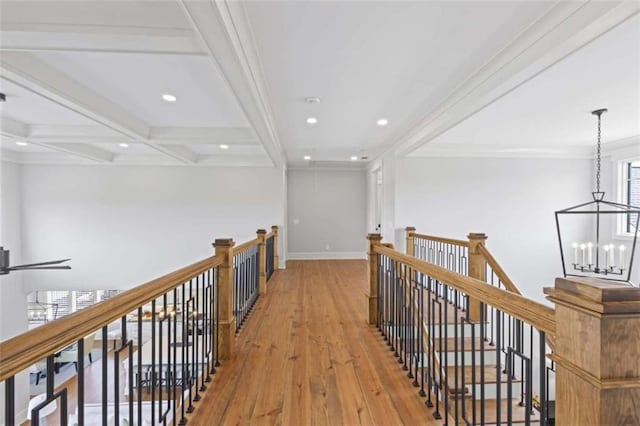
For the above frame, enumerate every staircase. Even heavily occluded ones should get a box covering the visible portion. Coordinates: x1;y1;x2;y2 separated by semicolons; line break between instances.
427;295;539;425
371;230;555;425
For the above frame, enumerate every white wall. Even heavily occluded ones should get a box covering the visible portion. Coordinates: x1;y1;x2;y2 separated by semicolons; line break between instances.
0;161;29;425
287;169;366;258
395;157;593;302
19;165;286;292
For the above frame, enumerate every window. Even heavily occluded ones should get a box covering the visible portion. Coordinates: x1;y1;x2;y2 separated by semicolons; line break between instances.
623;160;640;234
28;290;121;323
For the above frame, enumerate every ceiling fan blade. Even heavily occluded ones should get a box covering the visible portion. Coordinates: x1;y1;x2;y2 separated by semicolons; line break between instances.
10;265;72;271
10;258;71;268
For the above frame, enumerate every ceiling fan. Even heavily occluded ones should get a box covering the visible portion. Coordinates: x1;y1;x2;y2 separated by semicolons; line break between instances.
0;247;71;275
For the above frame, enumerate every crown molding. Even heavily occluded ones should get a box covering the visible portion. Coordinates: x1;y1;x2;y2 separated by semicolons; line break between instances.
408;144;595;160
382;1;640;161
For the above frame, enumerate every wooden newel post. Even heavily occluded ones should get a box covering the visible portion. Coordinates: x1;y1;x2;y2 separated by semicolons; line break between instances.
271;225;279;270
214;238;235;360
367;233;383;325
257;229;267;295
406;226;416;256
467;233;488;322
545;277;640;425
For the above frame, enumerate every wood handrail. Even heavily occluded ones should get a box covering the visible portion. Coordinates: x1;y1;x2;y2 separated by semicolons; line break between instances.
477;244;521;295
0;254;223;381
265;231;275;239
412;233;469;248
234;237;260;255
373;244;555;335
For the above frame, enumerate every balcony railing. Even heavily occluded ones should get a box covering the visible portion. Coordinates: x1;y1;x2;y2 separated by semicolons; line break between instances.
1;226;279;425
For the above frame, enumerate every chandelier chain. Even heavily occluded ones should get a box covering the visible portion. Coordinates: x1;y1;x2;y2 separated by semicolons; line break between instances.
596;112;601;193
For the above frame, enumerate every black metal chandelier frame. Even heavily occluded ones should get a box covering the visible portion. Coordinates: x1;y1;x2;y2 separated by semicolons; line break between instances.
555;108;640;283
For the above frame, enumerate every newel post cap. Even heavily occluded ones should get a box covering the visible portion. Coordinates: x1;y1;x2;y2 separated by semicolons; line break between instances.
367;233;382;242
213;238;235;248
545;276;640;314
467;233;488;241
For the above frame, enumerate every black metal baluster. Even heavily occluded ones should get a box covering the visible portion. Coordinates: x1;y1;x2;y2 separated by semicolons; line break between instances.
194;274;201;401
480;302;486;426
432;298;442;420
507;348;513;425
539;331;547;426
179;285;186;426
417;272;425;394
425;276;433;407
151;300;156;425
173;288;179;424
137;306;143;426
187;280;194;414
5;376;15;426
496;309;502;425
101;326;107;426
78;336;85;425
453;289;459;425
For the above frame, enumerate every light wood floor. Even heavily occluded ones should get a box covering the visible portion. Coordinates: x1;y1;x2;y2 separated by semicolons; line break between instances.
187;260;439;426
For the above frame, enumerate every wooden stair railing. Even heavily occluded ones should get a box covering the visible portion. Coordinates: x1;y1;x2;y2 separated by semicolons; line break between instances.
369;233;556;425
1;225;280;426
407;227;557;355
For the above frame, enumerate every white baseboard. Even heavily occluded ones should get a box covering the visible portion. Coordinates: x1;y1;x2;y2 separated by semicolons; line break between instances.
287;251;366;260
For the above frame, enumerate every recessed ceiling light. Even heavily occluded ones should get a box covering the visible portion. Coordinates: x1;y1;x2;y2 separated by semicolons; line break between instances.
162;93;177;102
303;155;311;160
304;97;321;104
350;156;358;161
306;117;318;125
377;118;388;127
119;143;129;148
220;144;229;150
15;141;27;146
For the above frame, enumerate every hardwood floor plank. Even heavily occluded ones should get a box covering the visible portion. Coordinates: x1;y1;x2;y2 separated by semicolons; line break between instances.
188;260;438;426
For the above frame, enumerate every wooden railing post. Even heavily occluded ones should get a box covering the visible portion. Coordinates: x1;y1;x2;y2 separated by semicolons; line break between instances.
214;238;235;360
405;226;416;256
257;229;267;295
467;233;488;322
545;277;640;425
367;233;383;325
271;225;279;269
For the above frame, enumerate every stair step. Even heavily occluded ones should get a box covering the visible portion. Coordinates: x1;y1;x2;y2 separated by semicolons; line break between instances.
434;337;493;353
445;364;523;400
470;398;539;424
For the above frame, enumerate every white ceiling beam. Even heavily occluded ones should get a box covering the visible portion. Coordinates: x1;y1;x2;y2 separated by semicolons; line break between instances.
0;53;197;164
149;126;260;145
0;117;29;139
44;142;114;163
28;125;124;141
391;1;640;158
147;143;197;164
1;52;151;140
178;0;285;167
0;28;204;56
1;118;110;162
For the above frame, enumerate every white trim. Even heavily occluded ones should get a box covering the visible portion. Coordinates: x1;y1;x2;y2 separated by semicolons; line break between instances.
287;252;366;260
375;1;639;161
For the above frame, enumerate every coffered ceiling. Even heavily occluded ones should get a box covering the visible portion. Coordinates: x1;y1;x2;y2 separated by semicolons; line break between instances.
1;1;638;168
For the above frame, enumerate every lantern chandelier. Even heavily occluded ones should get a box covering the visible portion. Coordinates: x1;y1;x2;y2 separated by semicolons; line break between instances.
555;108;639;283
